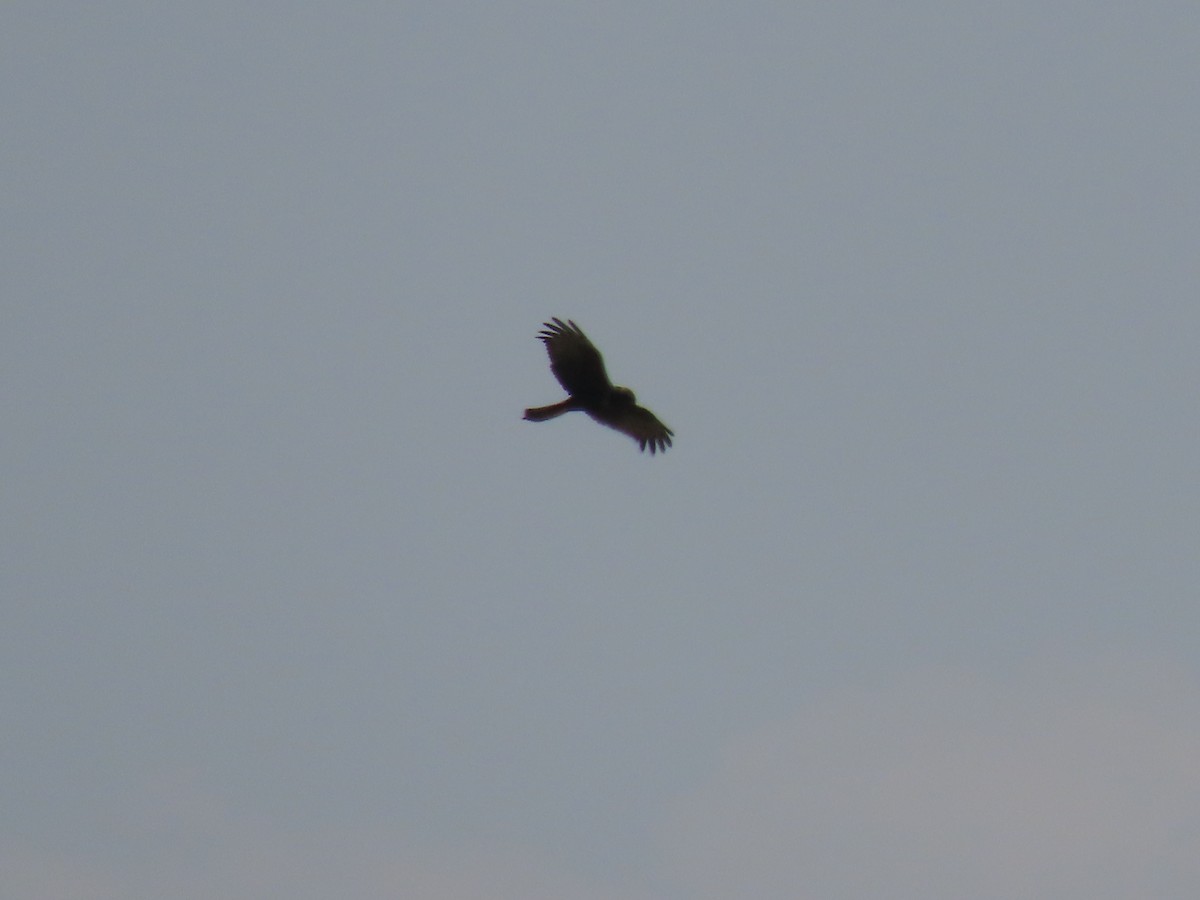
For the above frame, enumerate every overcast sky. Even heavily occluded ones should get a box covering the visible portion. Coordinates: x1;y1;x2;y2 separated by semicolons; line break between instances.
5;3;1199;898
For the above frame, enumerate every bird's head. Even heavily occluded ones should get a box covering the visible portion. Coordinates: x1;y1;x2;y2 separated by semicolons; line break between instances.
612;386;637;405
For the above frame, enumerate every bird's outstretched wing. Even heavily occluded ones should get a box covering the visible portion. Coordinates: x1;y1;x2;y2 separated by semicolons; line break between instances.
537;318;612;399
593;403;675;455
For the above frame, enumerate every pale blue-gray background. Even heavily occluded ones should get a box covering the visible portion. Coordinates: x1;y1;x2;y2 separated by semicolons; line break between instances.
5;4;1199;898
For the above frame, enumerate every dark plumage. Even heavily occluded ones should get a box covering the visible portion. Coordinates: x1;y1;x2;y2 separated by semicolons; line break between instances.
523;318;674;454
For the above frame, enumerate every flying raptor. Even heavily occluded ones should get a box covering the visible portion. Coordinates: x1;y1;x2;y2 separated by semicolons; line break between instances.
523;318;674;454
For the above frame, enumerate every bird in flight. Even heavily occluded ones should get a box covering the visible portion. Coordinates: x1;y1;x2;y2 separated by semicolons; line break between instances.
524;318;674;454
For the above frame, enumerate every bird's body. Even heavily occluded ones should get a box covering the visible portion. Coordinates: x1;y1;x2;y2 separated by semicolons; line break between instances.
524;318;673;454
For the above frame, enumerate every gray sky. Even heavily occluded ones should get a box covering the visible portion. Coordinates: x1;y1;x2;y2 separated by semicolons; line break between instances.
5;3;1199;898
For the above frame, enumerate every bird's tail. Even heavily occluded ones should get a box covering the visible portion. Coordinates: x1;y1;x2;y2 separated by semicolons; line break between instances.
523;400;574;421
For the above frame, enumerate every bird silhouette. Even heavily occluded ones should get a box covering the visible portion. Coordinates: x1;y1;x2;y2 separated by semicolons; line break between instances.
523;318;673;454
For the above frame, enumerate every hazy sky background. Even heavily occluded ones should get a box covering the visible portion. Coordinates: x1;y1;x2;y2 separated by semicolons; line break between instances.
5;4;1199;898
